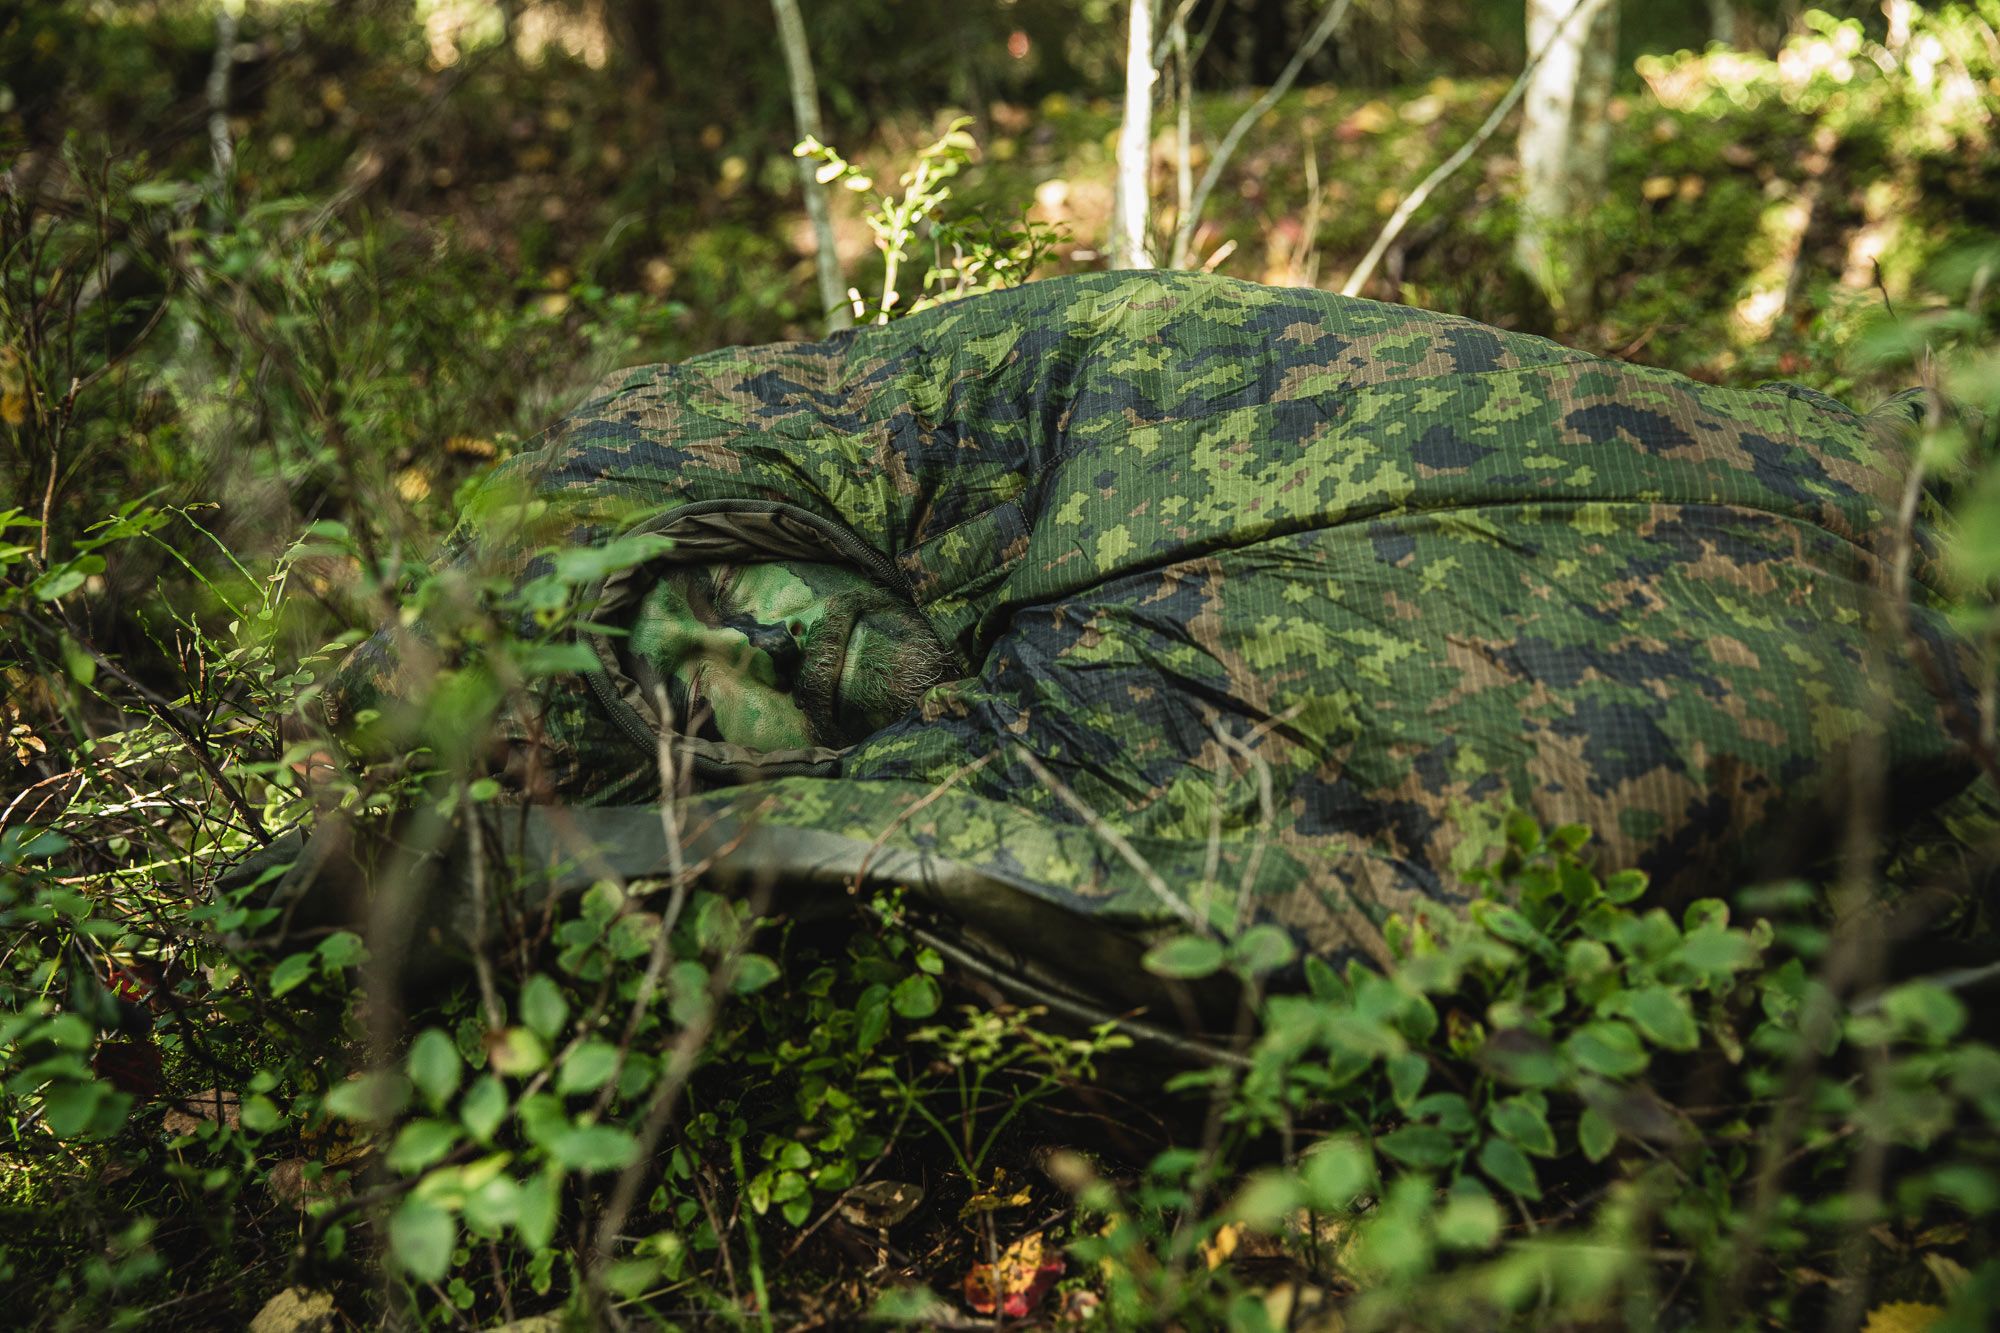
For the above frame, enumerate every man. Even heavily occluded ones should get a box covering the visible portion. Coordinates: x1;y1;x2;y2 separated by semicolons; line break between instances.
294;271;1983;1019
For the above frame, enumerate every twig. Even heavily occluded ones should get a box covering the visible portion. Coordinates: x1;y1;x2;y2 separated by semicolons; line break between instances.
1175;0;1357;268
1009;744;1203;933
1341;0;1613;299
847;751;996;893
770;0;851;332
18;610;269;843
204;2;238;184
1210;722;1276;934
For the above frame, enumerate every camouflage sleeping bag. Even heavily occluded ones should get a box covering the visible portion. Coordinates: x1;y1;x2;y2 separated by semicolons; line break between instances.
299;271;1983;1019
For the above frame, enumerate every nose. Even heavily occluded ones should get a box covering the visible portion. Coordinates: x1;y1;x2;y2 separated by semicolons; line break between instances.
720;615;804;688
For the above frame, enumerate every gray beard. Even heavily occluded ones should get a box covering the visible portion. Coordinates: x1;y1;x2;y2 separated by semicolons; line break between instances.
795;592;955;748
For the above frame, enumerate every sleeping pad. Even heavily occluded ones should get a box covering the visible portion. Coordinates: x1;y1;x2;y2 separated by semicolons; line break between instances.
275;271;1986;1027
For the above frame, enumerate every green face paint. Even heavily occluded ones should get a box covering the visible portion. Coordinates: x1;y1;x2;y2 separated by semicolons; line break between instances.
625;560;951;751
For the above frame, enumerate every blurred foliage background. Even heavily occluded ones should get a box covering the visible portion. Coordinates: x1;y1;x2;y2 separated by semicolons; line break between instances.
3;1;1999;1328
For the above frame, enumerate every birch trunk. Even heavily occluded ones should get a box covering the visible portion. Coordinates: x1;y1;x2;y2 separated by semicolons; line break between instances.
1514;0;1619;319
771;0;852;331
1112;0;1157;270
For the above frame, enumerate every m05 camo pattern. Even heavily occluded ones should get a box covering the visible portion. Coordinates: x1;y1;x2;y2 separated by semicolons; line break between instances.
328;272;1982;975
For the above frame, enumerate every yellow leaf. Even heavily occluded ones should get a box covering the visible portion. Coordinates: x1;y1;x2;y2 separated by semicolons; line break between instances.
1861;1301;1945;1333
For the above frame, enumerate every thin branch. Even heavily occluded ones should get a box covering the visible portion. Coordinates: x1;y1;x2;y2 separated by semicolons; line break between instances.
770;0;850;332
1010;743;1203;933
1175;0;1357;268
1341;0;1611;298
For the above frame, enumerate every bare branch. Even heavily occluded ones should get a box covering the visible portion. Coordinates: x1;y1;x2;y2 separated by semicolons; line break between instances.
1175;0;1357;268
1342;0;1612;299
771;0;851;332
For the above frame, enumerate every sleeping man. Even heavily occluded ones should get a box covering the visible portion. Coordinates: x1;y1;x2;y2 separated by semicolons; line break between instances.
286;271;1985;1021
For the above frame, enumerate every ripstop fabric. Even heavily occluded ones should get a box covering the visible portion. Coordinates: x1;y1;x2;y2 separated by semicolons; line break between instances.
322;272;1984;1007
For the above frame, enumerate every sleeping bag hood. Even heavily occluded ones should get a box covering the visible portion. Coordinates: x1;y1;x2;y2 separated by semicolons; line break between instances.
291;272;1985;1021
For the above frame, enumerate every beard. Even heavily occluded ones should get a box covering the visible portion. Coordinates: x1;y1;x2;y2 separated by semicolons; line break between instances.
794;590;954;748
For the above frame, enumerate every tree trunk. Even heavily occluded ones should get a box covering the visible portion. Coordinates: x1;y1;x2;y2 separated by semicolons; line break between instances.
1514;0;1619;320
1706;0;1737;46
770;0;851;331
1112;0;1157;269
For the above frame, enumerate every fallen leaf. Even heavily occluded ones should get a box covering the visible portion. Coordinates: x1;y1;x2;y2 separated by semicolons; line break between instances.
247;1286;337;1333
268;1158;351;1210
959;1166;1032;1220
1861;1302;1944;1333
162;1088;240;1137
1204;1221;1244;1269
1921;1252;1971;1299
838;1179;925;1230
963;1231;1065;1319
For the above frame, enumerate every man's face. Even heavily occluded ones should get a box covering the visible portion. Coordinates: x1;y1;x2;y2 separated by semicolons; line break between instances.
626;560;951;751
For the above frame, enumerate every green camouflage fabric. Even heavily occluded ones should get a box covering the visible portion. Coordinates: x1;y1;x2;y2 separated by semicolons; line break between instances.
320;271;1983;1010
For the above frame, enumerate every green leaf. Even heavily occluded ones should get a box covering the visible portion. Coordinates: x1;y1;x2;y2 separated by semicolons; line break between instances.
1231;924;1297;976
516;1168;559;1250
408;1029;463;1110
1603;869;1648;904
1489;1097;1557;1157
1477;1136;1541;1200
1471;901;1543;949
59;634;95;686
316;930;367;969
1376;1123;1459;1169
890;973;940;1020
556;1041;621;1096
1143;934;1226;980
460;1075;508;1144
549;532;675;587
1387;1051;1428;1110
732;953;781;995
1300;1137;1375;1210
241;1094;283;1135
1880;981;1968;1045
520;974;569;1042
1565;1021;1649;1079
1409;1092;1475;1134
388;1119;462;1174
270;951;315;997
549;1123;640;1173
1434;1181;1502;1251
1481;1029;1562;1088
1623;986;1700;1052
487;1027;547;1077
1578;1106;1616;1163
1675;923;1759;984
389;1199;456;1283
325;1072;412;1124
1230;1169;1305;1229
41;1081;106;1138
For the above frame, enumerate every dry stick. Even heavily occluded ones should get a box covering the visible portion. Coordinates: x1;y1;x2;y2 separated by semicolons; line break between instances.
585;687;692;1128
1210;724;1276;934
204;2;238;182
1341;0;1612;299
1009;744;1204;934
465;813;504;1032
847;751;996;893
1175;0;1357;269
770;0;851;333
21;610;268;842
1170;3;1194;266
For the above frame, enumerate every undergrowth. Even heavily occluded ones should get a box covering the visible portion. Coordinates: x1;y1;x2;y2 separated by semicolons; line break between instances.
5;3;2000;1327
